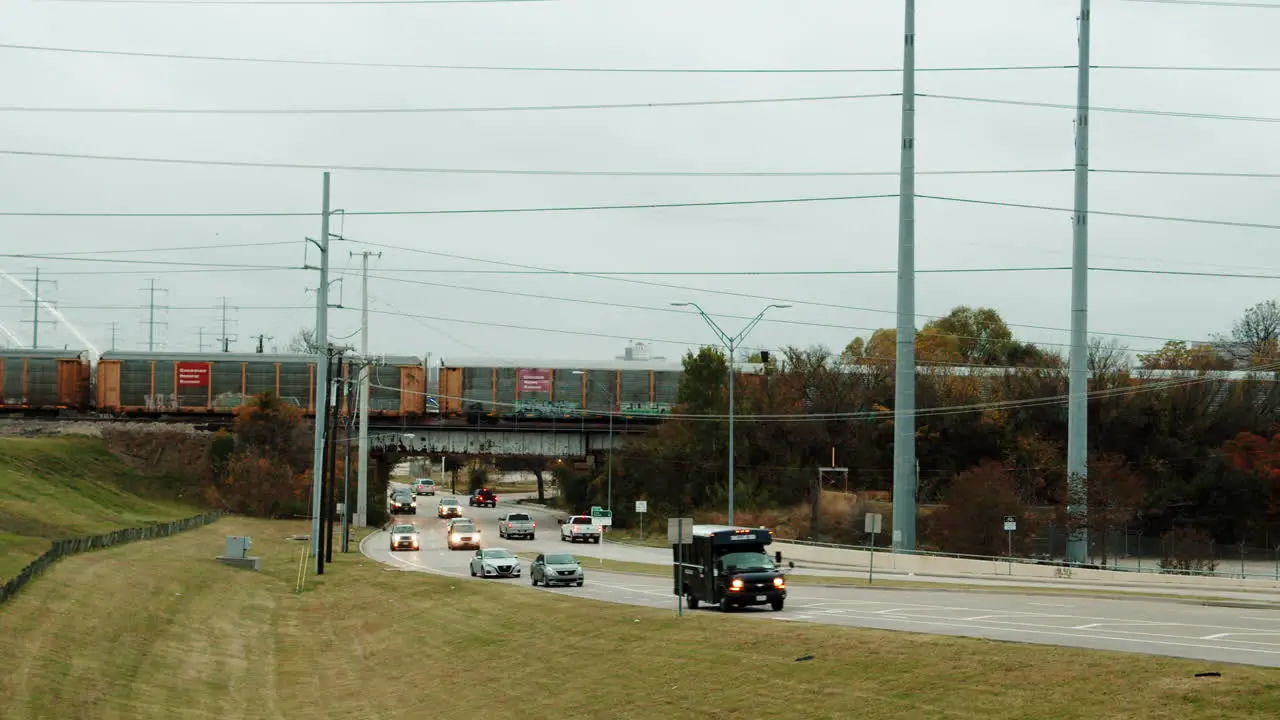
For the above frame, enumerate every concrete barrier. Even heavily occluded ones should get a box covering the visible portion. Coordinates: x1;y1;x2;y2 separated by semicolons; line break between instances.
772;541;1280;593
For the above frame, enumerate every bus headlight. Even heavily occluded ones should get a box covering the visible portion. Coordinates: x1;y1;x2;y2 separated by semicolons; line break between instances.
773;576;786;589
730;578;744;591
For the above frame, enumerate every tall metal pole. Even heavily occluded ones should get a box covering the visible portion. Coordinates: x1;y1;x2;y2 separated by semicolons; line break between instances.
354;250;379;528
31;268;40;349
342;398;352;552
892;0;918;553
1066;0;1092;564
309;171;331;560
147;279;156;351
326;354;342;564
607;384;613;514
317;348;333;575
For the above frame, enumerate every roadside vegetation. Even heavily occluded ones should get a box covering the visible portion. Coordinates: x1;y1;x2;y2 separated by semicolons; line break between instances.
3;517;1277;720
0;436;198;582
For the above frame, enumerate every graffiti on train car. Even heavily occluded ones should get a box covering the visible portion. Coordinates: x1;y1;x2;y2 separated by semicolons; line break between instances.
144;393;180;411
619;402;672;416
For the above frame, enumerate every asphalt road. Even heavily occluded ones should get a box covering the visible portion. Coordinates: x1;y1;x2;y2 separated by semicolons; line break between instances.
366;487;1280;667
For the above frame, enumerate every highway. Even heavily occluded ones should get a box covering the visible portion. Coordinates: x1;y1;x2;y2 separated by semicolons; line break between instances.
363;486;1280;668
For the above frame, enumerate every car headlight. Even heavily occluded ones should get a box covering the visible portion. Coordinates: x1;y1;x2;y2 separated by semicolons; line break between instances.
730;578;744;590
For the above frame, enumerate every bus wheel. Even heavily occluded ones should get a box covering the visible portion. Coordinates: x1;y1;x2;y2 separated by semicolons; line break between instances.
686;592;699;610
770;598;785;612
718;596;732;613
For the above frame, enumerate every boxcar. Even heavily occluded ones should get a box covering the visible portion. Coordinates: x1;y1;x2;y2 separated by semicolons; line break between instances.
95;351;428;418
436;358;692;421
0;349;92;412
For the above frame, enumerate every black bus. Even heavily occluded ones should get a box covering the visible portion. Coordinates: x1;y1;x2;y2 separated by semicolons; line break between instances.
672;525;786;612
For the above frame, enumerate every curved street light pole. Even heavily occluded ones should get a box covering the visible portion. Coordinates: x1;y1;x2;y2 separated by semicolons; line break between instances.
670;301;791;526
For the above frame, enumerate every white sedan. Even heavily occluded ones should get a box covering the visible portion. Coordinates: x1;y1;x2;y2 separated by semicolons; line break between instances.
469;548;521;579
388;523;420;552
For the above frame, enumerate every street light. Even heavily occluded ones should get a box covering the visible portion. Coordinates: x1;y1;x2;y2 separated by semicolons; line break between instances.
573;370;613;515
670;301;791;526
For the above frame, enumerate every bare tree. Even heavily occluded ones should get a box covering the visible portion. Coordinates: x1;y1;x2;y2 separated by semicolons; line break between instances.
286;328;321;354
1088;336;1131;376
1226;300;1280;365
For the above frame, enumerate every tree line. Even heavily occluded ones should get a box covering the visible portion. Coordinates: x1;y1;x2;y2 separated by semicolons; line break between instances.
556;301;1280;560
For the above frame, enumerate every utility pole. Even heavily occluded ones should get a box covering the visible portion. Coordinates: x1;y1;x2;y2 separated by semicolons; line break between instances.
23;268;57;349
252;333;273;354
342;390;353;553
1066;0;1092;564
198;327;208;352
325;352;344;564
351;250;380;528
309;172;333;562
109;322;120;351
137;279;168;351
892;0;918;553
317;346;335;575
216;297;238;352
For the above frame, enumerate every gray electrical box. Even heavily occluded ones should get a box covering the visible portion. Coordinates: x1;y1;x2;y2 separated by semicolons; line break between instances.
224;536;252;559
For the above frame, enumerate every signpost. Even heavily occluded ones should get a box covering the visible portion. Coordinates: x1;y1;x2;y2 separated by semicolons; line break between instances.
668;517;693;617
865;513;882;584
635;500;647;540
1004;516;1017;572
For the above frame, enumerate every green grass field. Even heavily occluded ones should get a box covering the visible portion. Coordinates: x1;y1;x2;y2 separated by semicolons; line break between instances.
0;437;199;582
3;515;1279;719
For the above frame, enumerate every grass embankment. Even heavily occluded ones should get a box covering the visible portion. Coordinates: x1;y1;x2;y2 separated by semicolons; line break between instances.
0;437;199;581
2;517;1278;719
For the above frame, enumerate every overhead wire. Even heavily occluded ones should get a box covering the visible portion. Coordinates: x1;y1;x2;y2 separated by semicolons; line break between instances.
348;269;1221;359
0;92;900;115
0;193;898;217
9;43;1280;74
344;239;1230;345
919;194;1280;231
919;93;1280;124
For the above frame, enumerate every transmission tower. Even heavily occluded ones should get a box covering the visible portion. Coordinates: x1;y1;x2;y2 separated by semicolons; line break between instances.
109;321;121;351
251;333;274;354
215;297;239;352
21;268;58;349
137;279;169;351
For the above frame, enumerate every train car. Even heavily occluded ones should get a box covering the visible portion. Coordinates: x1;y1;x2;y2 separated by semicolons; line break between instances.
435;357;764;422
0;349;92;413
95;351;427;418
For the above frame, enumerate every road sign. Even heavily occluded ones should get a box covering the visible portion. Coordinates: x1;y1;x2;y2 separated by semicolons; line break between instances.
668;517;693;544
591;506;613;526
864;512;883;534
635;500;647;513
1004;516;1017;532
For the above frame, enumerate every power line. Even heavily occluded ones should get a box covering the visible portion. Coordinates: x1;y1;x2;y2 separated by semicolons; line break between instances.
346;239;1224;345
919;194;1280;231
43;0;551;5
353;269;1195;357
14;239;302;255
0;193;898;218
1121;0;1280;8
0;252;299;269
12;42;1280;74
0;92;899;115
0;42;1073;74
0;303;311;311
919;93;1280;124
0;149;1064;178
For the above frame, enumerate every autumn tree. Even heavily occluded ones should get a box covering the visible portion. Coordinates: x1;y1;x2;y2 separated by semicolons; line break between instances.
211;392;312;517
1074;453;1145;565
286;328;322;354
926;461;1030;556
1136;340;1231;371
1224;429;1280;530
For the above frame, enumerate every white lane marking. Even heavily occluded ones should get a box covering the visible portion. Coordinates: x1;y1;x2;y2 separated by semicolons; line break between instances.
1072;622;1188;630
790;611;1280;658
1028;602;1071;608
1200;632;1280;640
963;614;1067;621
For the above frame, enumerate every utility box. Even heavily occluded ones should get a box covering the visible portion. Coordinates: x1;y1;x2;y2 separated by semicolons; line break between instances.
224;536;252;559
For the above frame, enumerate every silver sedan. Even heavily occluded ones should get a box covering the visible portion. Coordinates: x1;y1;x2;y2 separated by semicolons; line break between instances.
469;548;521;578
530;553;584;587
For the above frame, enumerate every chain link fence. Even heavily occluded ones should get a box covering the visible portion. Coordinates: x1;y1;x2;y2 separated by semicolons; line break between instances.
0;511;223;604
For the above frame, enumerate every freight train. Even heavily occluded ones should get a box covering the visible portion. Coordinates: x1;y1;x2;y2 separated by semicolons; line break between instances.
2;348;1274;421
0;350;726;422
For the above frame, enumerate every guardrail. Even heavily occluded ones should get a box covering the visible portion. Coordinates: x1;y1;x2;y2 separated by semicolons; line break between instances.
0;511;223;604
771;538;1280;589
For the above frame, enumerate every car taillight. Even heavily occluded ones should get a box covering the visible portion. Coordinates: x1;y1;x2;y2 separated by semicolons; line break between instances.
507;523;512;528
532;522;536;528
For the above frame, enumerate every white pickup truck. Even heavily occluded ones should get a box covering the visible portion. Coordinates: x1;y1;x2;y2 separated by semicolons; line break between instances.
498;511;536;540
559;515;602;544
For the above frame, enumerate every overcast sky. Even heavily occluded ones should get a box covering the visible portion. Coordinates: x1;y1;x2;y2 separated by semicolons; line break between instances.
1;0;1278;367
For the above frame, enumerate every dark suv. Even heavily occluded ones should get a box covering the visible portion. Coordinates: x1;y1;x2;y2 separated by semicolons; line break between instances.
389;490;416;515
469;488;497;508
